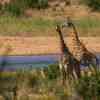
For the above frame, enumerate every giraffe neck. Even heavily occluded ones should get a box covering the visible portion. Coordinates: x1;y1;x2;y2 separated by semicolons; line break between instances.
58;30;68;53
70;23;80;42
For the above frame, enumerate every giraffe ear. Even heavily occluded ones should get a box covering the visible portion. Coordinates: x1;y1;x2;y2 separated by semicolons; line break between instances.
67;17;73;26
56;25;60;31
56;25;59;32
56;25;58;29
56;26;57;30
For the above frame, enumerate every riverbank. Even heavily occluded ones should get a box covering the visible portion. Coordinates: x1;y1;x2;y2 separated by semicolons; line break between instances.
0;37;99;55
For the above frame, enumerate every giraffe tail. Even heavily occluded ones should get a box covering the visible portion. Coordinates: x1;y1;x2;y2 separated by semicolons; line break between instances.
96;56;99;70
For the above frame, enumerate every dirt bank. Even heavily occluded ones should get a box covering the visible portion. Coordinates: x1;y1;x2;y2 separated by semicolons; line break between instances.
0;37;99;55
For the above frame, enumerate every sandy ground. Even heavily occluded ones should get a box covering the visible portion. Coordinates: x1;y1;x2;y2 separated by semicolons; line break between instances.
0;37;99;55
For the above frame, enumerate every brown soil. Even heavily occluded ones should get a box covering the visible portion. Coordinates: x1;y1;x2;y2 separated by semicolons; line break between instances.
0;37;99;55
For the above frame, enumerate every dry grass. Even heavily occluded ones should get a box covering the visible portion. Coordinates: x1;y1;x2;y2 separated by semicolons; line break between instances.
0;69;72;100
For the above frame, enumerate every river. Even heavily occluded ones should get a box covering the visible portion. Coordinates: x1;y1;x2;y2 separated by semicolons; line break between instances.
0;54;99;71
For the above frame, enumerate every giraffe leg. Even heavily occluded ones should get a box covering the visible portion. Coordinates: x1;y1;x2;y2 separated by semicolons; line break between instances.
74;63;81;79
81;57;93;73
92;56;99;71
59;63;63;76
59;63;67;85
66;65;75;80
89;57;99;75
61;64;68;85
86;56;99;74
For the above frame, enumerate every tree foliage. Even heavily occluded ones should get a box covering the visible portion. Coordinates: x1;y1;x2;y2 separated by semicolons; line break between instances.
84;0;100;11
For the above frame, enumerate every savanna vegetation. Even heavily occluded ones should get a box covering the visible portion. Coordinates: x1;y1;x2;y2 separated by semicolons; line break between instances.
0;64;100;100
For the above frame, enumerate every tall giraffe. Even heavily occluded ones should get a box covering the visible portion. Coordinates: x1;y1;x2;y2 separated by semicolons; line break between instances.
56;24;81;84
62;17;99;72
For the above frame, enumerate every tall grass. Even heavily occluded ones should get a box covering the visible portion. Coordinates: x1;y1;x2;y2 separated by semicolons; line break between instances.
0;64;73;100
75;72;100;100
1;64;100;100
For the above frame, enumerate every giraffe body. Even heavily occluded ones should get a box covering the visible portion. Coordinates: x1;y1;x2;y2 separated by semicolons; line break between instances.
56;25;81;84
62;18;99;72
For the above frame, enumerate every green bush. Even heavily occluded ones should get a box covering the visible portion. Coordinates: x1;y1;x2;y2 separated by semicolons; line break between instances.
3;0;48;16
46;64;60;80
38;0;48;9
3;0;27;16
23;0;48;9
3;3;22;16
0;4;2;11
84;0;100;11
75;73;100;100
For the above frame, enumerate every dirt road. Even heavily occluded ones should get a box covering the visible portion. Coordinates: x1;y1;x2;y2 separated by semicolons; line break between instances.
0;37;99;55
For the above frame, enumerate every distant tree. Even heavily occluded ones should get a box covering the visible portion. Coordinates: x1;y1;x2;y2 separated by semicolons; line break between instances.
65;0;71;5
84;0;100;11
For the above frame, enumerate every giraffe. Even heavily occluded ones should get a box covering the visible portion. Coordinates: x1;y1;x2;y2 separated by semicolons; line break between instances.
56;24;81;84
62;17;99;72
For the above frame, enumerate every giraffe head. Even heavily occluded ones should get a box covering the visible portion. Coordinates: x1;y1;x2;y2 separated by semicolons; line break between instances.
56;24;61;33
61;17;77;37
61;17;73;28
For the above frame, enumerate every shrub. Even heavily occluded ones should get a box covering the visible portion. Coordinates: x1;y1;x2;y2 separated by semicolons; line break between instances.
0;4;2;11
38;0;48;9
16;70;40;88
84;0;100;11
23;0;48;9
75;73;100;100
3;0;48;16
4;0;23;16
46;64;60;80
26;0;38;8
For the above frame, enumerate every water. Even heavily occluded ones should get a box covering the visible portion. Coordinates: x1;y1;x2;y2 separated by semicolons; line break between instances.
0;54;99;71
0;54;59;71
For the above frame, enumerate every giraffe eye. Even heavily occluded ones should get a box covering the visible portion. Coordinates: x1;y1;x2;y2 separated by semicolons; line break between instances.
67;22;72;27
